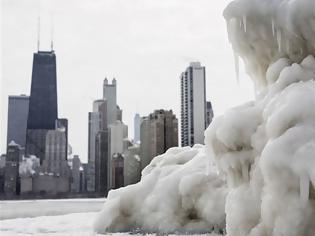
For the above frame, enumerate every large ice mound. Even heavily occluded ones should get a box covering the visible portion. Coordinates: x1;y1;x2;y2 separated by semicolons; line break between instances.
95;0;315;235
94;145;227;234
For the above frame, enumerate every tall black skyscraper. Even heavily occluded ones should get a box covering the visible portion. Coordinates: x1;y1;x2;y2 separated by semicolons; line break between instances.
26;51;58;163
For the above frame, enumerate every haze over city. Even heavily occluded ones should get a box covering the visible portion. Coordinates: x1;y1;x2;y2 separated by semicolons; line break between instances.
1;0;254;162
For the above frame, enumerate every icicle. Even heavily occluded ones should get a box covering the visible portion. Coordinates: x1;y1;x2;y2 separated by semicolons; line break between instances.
233;51;240;84
300;174;309;204
242;15;247;33
271;18;275;36
286;39;290;53
206;157;210;176
276;29;282;52
241;163;249;182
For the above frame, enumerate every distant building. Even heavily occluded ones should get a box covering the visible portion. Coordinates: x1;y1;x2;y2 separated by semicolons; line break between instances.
7;95;29;149
55;118;69;159
95;130;109;194
111;153;124;189
88;78;126;194
70;155;83;193
180;62;208;147
41;129;69;176
87;112;102;192
4;142;23;195
103;78;117;126
82;163;89;192
206;101;214;128
87;99;108;192
123;145;141;186
134;113;141;143
117;105;123;122
26;50;58;163
140;109;178;170
0;154;6;194
108;121;128;190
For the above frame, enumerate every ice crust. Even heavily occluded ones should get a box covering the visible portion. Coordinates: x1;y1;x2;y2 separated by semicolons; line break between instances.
94;146;227;234
95;0;315;235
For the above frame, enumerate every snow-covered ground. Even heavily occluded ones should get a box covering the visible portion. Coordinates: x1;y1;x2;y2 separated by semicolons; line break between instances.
0;199;221;236
0;198;105;220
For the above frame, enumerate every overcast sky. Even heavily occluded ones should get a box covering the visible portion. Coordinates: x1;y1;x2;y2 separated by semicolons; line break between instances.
1;0;254;162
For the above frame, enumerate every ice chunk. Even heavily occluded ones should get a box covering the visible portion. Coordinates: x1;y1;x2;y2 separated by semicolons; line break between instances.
300;174;310;204
233;51;240;84
276;29;282;52
242;15;247;33
271;18;275;36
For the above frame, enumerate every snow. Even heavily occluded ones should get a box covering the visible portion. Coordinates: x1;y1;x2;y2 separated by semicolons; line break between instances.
0;199;221;236
0;199;105;220
95;0;315;235
19;155;40;177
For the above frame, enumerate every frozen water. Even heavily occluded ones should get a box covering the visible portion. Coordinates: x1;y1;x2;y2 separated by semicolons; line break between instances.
95;0;315;235
0;199;222;236
95;146;227;234
0;199;105;220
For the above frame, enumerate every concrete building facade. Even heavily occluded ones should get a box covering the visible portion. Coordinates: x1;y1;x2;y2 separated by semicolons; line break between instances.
111;153;124;189
87;112;102;192
134;113;141;143
123;145;141;186
4;142;23;195
103;78;117;126
42;129;68;176
108;121;128;190
140;110;178;170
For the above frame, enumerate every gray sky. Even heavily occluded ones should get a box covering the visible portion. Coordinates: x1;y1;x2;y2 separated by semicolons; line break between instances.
1;0;254;162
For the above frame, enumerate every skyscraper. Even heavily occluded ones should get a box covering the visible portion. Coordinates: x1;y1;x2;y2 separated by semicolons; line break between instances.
7;95;29;149
42;129;68;176
134;113;141;143
108;121;128;190
87;111;102;192
26;50;58;163
205;101;214;128
103;78;117;126
88;78;127;193
4;141;23;195
87;99;108;192
140;110;178;170
180;62;207;147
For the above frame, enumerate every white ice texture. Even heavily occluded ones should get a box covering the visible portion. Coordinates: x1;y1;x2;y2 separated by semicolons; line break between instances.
95;0;315;235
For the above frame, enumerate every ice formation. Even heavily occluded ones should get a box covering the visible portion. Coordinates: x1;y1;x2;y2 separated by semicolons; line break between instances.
95;0;315;235
95;146;227;234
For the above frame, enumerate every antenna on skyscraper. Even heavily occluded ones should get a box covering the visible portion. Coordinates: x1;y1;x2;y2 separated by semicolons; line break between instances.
37;17;41;51
50;13;54;51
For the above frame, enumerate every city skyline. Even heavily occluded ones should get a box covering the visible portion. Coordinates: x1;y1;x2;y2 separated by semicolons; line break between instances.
1;0;254;162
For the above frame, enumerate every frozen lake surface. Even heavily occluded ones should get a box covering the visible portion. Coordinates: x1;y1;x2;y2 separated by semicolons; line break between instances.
0;199;221;236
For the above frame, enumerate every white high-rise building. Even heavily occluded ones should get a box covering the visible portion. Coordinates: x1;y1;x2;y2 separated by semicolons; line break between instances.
134;113;141;143
180;62;207;147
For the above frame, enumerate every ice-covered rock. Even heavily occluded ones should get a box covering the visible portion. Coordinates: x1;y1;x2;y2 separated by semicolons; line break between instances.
95;146;227;234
